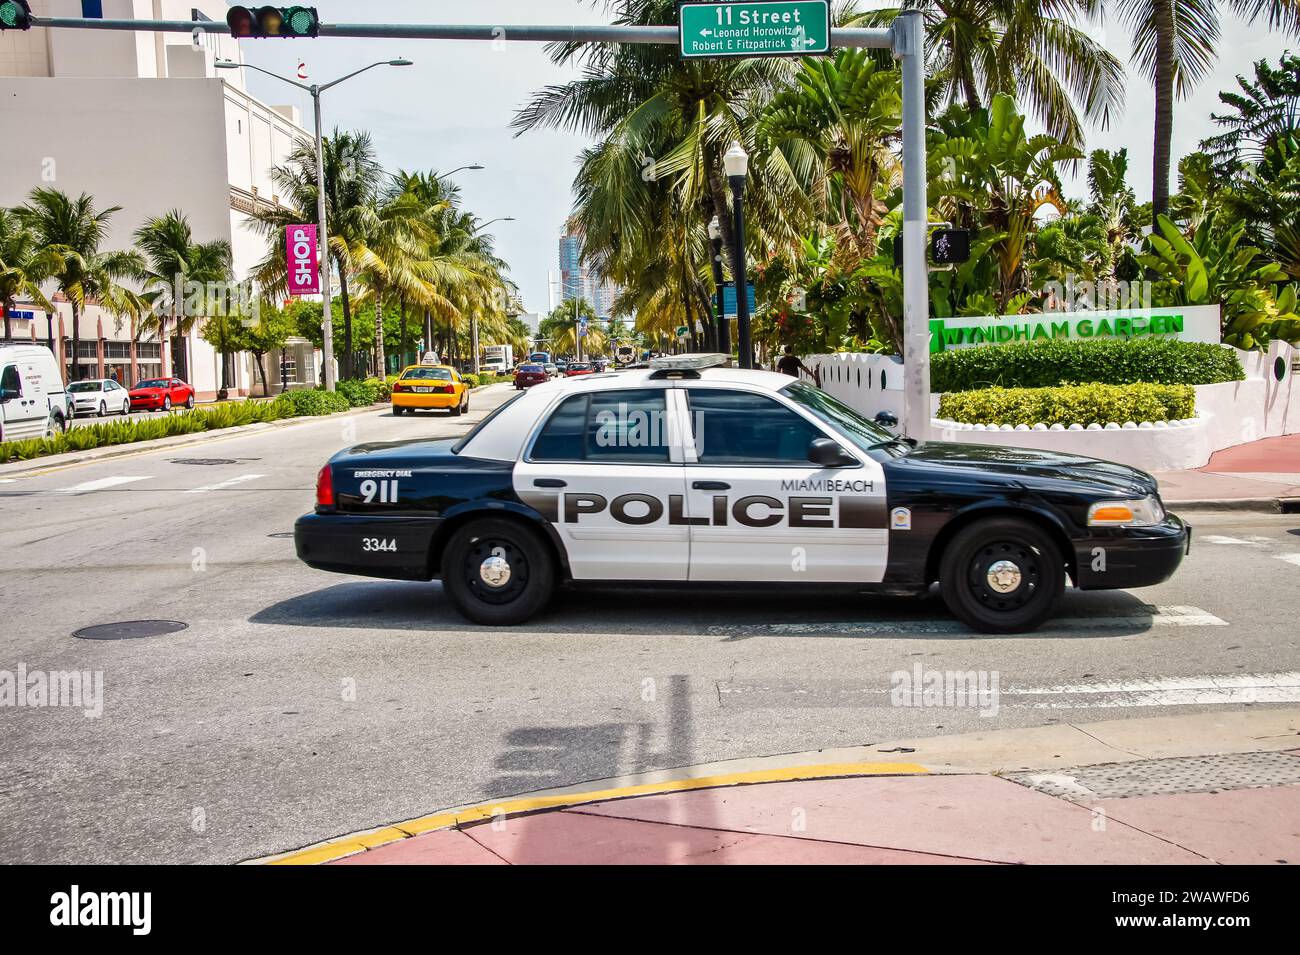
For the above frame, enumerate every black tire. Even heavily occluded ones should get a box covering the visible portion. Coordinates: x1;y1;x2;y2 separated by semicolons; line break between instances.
163;396;172;412
98;401;106;417
185;394;195;409
121;399;130;415
441;518;555;626
938;516;1065;634
392;405;403;416
448;399;462;417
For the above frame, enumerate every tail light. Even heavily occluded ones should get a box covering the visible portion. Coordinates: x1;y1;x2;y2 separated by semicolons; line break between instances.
315;464;335;507
438;385;454;393
392;382;406;392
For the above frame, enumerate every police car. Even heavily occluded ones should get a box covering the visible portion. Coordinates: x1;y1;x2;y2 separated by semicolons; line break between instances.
294;355;1189;633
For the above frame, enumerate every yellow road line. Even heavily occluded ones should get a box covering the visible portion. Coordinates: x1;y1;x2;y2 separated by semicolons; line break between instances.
264;760;928;865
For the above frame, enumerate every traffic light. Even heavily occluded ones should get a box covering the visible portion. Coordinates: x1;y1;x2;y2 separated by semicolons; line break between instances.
226;6;319;38
930;228;972;265
0;1;32;31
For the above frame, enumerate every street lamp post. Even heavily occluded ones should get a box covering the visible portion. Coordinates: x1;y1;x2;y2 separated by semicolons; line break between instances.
708;215;727;358
723;142;751;369
215;56;412;391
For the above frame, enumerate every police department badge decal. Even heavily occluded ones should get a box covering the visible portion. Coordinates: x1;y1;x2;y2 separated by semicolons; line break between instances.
890;507;912;531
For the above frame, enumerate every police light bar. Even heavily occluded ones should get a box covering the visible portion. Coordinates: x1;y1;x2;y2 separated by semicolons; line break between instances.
647;353;730;371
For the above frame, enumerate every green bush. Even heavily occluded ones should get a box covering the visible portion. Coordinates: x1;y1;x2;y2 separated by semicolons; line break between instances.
461;373;480;388
278;389;351;417
334;378;381;407
0;397;328;465
930;338;1245;393
937;382;1196;427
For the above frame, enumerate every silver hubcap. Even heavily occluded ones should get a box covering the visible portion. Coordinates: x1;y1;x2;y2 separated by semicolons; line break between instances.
479;555;511;588
986;559;1022;594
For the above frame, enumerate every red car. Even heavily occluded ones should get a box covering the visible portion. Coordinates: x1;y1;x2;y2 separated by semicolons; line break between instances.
129;377;195;411
514;364;549;389
564;362;595;377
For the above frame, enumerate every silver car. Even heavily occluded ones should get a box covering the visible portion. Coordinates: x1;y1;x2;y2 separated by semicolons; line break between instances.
67;379;132;417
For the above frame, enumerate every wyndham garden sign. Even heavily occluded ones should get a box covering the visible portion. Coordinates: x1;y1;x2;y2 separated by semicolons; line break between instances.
928;305;1222;353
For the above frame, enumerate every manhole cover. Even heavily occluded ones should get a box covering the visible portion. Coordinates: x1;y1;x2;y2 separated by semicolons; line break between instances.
268;532;293;539
73;620;189;641
169;458;238;466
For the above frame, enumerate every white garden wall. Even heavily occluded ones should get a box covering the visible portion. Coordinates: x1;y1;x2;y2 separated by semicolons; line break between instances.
805;343;1300;471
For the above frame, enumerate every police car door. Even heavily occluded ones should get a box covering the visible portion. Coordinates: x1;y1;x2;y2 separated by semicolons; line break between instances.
514;385;691;580
680;385;888;582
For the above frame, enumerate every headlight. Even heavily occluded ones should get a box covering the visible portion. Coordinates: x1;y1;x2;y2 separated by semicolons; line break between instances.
1088;497;1166;527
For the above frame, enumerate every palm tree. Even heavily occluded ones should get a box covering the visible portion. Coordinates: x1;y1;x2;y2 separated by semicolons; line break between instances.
0;208;56;341
1085;148;1139;279
251;129;382;378
134;210;232;379
15;189;146;380
1113;0;1300;225
848;0;1125;149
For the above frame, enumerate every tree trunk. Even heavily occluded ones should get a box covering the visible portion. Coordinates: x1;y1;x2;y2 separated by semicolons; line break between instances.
373;295;386;378
338;270;354;380
71;302;82;380
1151;0;1176;225
254;352;268;397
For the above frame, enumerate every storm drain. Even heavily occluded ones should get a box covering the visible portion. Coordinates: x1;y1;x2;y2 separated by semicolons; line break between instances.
168;458;238;466
72;620;189;641
1006;751;1300;801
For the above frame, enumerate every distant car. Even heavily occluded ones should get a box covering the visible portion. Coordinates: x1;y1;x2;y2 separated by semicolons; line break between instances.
129;377;194;412
514;364;548;389
67;378;131;417
555;360;569;374
391;364;469;416
565;362;595;377
543;363;560;379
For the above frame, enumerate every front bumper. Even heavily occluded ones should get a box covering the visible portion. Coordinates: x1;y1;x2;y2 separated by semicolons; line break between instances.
294;512;440;581
129;394;166;408
1072;514;1190;590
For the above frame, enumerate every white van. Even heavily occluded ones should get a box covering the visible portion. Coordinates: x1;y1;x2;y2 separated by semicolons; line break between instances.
0;344;71;442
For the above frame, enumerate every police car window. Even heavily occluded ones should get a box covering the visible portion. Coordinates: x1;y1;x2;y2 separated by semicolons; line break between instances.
780;380;892;454
531;390;670;463
450;390;525;455
686;389;824;465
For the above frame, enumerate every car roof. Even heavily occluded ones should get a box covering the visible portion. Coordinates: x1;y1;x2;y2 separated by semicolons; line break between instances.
400;364;455;373
457;366;796;462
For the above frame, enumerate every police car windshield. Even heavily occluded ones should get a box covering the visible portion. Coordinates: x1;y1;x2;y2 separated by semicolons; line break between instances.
780;381;894;453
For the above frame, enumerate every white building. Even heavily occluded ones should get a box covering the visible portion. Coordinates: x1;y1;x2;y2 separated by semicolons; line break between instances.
0;0;321;397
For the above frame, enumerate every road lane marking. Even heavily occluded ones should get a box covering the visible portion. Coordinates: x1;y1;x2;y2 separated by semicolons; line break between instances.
1199;535;1258;546
1272;553;1300;568
185;473;266;493
1011;672;1300;708
50;475;151;494
706;605;1227;637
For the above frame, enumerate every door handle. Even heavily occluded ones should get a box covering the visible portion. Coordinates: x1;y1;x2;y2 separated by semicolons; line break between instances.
533;478;566;488
692;481;730;491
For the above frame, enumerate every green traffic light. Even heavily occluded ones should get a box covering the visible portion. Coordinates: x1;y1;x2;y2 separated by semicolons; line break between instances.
285;7;318;37
0;0;32;31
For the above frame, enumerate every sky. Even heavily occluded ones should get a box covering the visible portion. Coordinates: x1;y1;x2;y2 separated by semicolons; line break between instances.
237;1;1300;314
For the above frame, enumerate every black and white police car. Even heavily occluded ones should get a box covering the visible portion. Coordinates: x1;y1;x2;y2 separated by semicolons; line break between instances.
295;354;1189;633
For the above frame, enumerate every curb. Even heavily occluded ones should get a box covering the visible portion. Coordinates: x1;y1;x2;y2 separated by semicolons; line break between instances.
0;383;510;479
0;402;387;479
250;760;930;866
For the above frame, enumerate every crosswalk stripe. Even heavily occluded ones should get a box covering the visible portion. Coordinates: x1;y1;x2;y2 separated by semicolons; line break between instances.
185;473;265;494
52;475;151;494
1272;553;1300;567
706;605;1227;637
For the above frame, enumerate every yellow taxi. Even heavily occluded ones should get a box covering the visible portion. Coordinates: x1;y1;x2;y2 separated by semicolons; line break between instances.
391;365;470;416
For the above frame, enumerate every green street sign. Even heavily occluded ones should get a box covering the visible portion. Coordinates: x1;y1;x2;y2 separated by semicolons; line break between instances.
678;1;831;59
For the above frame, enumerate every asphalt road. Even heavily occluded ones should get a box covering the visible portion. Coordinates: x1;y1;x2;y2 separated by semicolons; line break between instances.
3;384;1299;863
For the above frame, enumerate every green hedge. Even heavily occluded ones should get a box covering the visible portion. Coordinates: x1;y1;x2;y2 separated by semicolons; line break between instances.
937;382;1196;427
930;338;1244;393
0;393;345;464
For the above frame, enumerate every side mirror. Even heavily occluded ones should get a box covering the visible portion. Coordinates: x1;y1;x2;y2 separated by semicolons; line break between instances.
808;437;856;468
874;411;899;429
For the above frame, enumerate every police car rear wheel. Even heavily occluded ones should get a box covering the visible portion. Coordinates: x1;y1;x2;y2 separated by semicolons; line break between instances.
939;517;1064;633
442;519;555;625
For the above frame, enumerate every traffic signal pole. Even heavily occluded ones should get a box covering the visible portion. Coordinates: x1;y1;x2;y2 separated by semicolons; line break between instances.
29;15;927;438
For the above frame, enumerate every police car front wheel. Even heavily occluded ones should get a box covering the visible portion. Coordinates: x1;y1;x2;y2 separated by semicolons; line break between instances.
939;517;1065;634
441;518;556;625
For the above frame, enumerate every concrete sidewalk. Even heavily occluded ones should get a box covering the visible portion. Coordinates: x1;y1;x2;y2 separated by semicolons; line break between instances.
1153;433;1300;510
260;707;1300;865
